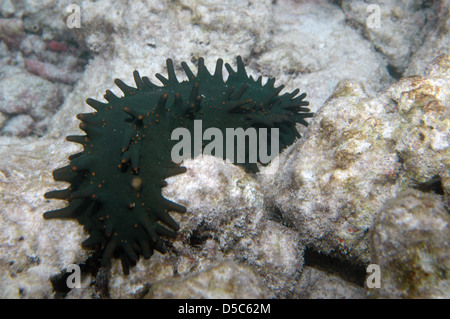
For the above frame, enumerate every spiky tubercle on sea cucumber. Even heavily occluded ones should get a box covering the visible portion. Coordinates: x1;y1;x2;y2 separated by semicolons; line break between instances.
44;56;312;274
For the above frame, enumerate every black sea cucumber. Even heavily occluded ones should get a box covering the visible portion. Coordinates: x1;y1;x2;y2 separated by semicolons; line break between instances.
44;56;312;274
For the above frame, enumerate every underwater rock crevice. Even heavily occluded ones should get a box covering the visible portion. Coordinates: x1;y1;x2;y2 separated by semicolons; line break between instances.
303;247;367;288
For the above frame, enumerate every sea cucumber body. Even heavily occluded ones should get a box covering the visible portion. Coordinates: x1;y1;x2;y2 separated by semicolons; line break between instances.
44;57;312;274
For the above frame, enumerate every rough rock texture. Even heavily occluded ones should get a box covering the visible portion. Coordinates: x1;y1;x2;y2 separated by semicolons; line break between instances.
294;266;365;299
406;3;450;76
1;0;75;40
0;18;26;50
259;53;450;265
1;114;34;136
104;156;303;299
340;0;440;77
0;66;63;135
369;189;450;299
47;0;274;138
144;261;268;299
0;1;87;137
259;0;391;112
394;54;450;207
0;137;88;298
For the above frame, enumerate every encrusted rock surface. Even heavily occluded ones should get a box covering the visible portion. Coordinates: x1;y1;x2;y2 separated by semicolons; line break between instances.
105;156;302;299
294;266;366;299
339;0;440;77
0;65;63;135
0;137;88;298
259;0;391;111
259;54;449;265
369;189;450;299
0;1;86;137
406;3;450;76
144;261;268;299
